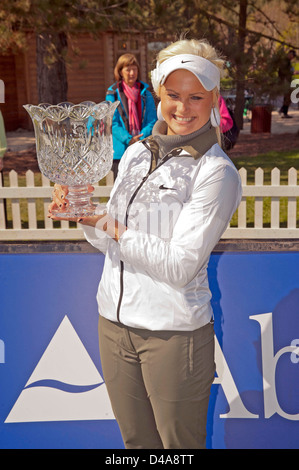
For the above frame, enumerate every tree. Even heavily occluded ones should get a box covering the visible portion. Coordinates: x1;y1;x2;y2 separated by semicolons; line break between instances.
1;0;297;119
0;0;132;103
129;0;298;129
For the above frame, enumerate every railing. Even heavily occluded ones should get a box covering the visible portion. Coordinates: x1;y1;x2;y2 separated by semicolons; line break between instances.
0;168;298;240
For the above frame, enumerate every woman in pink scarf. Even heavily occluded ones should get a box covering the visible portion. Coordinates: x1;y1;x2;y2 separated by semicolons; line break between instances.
219;95;233;133
106;54;157;178
122;79;142;139
219;95;239;150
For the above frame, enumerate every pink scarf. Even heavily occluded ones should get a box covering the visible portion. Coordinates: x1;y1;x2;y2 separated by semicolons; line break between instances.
122;81;141;135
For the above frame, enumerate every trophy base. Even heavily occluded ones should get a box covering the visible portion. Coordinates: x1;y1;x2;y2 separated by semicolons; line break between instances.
51;205;97;219
51;185;97;219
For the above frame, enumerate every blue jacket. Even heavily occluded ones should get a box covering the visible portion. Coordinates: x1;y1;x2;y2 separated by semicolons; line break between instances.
106;80;157;160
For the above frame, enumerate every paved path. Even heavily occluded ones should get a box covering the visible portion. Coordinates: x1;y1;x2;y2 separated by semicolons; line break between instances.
242;108;299;135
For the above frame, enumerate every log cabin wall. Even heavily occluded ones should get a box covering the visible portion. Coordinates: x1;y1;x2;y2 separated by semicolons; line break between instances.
0;31;149;131
0;54;26;131
67;33;108;104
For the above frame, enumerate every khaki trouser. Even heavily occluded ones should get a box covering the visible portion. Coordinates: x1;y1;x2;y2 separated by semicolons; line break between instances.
98;315;215;449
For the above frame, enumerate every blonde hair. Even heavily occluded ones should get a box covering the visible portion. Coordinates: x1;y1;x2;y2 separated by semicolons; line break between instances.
114;53;140;81
157;38;225;73
156;39;225;145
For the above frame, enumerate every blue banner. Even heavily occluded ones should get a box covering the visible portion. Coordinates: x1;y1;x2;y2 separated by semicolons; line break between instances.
0;248;299;449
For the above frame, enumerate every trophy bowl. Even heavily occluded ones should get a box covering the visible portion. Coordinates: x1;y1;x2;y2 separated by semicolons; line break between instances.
24;100;119;218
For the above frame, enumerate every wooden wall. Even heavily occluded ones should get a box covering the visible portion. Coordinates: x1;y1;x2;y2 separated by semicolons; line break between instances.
0;32;149;132
0;54;24;131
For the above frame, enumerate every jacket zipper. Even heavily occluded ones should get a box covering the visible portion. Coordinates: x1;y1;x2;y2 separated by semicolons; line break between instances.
116;144;173;322
116;174;148;322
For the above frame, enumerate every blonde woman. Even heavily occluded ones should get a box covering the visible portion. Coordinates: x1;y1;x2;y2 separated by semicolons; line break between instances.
49;38;242;449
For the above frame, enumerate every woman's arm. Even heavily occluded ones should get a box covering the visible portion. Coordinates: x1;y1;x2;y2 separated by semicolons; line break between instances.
47;184;124;252
106;88;133;146
117;164;242;289
140;91;157;138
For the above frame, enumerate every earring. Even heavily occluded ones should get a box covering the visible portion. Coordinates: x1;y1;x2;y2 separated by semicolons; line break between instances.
210;107;221;127
157;102;165;121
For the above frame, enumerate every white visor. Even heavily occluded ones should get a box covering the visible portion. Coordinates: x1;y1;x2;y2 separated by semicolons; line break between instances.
151;54;220;93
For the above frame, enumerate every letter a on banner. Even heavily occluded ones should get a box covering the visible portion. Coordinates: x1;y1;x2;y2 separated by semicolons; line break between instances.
214;335;258;418
5;316;114;423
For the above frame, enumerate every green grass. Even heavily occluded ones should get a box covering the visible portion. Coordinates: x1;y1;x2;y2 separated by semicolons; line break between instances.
231;150;299;183
230;149;299;228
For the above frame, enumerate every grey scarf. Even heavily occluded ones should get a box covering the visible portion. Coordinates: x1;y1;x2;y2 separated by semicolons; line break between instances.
147;119;218;164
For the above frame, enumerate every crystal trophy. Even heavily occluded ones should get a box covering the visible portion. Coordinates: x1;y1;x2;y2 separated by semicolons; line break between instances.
24;100;118;218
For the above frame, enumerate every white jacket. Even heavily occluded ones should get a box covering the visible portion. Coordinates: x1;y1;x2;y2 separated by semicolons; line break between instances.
83;126;242;331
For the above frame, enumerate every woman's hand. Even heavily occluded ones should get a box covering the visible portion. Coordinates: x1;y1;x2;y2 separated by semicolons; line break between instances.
47;183;94;219
47;184;126;240
48;184;69;215
129;133;143;145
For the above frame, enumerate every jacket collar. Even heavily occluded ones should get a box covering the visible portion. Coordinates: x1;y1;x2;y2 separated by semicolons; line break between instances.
144;120;218;161
180;125;218;159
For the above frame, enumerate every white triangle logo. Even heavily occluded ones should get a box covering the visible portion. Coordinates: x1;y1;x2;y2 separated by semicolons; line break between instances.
5;316;115;423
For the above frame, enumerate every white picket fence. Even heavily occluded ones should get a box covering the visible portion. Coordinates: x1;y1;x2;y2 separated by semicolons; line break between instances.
0;170;114;240
225;166;299;238
0;167;298;240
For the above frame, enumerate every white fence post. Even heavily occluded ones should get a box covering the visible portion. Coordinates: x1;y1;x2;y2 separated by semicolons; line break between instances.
26;170;37;230
0;173;5;230
271;167;280;229
41;173;52;230
288;167;297;229
238;167;247;228
9;170;21;230
254;167;264;229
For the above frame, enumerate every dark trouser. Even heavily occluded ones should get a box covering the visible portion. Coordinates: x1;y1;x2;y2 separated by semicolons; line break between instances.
98;315;215;449
111;160;120;180
280;88;291;115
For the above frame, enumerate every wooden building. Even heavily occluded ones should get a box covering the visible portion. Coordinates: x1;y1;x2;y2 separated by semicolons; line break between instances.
0;32;149;131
